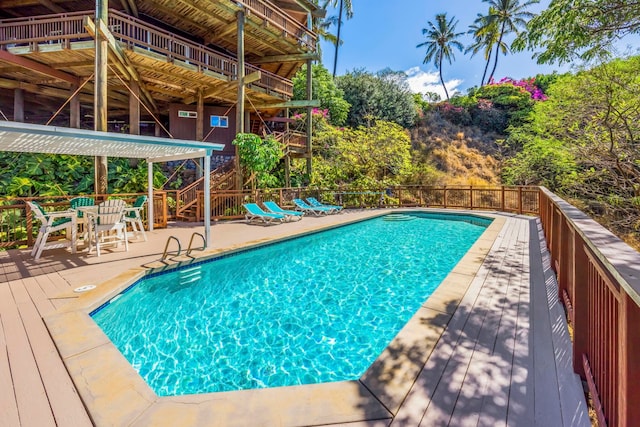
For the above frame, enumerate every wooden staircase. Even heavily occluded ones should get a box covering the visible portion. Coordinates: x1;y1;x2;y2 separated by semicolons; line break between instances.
174;131;308;221
175;159;236;221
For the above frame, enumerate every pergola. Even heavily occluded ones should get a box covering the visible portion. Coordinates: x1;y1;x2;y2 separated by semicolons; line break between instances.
0;120;224;247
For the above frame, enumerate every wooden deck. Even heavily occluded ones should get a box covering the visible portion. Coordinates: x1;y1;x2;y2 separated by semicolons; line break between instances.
0;209;589;426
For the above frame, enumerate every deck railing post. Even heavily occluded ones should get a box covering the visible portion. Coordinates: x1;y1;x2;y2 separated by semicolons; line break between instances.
572;237;589;377
501;186;506;211
26;203;34;247
469;185;473;210
620;292;640;426
518;186;523;214
443;186;447;209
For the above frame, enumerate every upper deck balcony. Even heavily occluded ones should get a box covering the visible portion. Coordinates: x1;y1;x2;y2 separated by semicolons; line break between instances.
0;9;297;115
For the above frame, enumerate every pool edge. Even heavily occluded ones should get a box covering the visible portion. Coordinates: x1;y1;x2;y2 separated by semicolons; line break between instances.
43;208;506;426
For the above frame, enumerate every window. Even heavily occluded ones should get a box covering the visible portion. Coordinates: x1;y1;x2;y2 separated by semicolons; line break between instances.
210;115;229;128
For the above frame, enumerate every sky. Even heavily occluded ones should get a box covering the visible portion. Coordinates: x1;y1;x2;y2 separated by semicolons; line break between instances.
319;0;569;99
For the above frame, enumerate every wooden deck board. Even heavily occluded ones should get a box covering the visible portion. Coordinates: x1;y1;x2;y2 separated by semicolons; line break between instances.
0;282;57;427
9;280;93;427
0;314;21;427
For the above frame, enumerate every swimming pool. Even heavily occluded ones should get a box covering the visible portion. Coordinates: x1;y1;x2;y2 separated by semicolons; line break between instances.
92;212;491;396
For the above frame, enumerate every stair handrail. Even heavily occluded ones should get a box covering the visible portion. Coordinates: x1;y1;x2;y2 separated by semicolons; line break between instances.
175;159;236;218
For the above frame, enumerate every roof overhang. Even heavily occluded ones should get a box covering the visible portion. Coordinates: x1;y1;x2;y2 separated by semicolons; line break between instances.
0;121;225;162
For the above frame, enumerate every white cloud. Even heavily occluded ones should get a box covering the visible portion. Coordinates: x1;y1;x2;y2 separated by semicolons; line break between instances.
405;66;463;100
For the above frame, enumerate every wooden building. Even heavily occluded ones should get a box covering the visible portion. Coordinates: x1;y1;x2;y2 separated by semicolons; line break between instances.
0;0;322;190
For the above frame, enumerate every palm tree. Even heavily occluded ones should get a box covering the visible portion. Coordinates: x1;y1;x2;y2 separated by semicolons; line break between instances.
484;0;538;83
466;9;508;87
322;0;353;77
417;13;464;100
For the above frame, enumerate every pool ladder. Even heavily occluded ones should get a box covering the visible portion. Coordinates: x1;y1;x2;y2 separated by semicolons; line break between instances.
161;232;205;261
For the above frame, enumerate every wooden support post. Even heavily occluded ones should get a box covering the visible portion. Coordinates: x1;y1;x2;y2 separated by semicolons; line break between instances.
129;79;140;135
235;9;245;190
94;0;109;195
305;59;312;180
284;107;291;187
14;88;24;122
128;79;140;167
70;85;80;128
196;90;204;179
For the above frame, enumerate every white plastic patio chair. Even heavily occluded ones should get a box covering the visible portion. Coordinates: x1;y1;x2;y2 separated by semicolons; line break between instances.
26;201;76;260
123;195;147;241
88;199;129;256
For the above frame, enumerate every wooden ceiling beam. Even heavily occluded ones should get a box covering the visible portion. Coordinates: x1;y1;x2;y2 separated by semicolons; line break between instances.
0;50;79;86
183;80;237;104
250;52;317;64
37;0;65;13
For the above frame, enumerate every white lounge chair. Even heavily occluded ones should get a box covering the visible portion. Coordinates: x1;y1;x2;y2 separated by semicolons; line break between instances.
263;201;304;221
243;203;285;224
292;198;333;215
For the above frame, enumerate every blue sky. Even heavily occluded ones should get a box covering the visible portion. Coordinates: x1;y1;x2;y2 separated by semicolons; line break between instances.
319;0;568;98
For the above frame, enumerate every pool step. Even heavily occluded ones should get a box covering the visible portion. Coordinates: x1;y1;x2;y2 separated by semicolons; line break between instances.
383;214;416;222
179;266;201;285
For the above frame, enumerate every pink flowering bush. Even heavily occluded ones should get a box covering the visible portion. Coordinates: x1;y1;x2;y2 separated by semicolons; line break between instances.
488;77;548;101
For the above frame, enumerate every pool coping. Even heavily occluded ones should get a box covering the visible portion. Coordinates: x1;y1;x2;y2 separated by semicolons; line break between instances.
43;209;506;426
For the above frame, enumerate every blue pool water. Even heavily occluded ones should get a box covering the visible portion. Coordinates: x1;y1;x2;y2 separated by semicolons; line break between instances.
92;212;491;396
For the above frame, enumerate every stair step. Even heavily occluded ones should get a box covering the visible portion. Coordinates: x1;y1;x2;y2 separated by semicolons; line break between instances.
383;214;416;222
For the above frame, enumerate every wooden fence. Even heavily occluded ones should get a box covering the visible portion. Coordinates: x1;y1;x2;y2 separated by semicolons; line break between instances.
539;187;640;427
195;185;540;220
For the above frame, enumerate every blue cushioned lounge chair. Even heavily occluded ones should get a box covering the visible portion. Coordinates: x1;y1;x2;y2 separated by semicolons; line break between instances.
292;198;333;215
306;197;343;213
243;203;285;224
263;201;304;221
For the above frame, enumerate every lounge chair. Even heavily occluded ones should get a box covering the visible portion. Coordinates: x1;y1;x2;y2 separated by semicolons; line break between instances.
292;198;333;215
27;201;76;260
306;197;343;213
243;203;285;224
263;201;304;221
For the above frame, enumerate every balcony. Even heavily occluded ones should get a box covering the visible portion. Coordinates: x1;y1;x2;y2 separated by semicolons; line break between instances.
0;9;295;110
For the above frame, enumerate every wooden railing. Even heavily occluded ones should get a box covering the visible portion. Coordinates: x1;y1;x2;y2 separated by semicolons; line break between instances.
239;0;317;50
191;185;540;220
175;159;236;219
539;187;640;427
0;10;294;98
274;130;307;154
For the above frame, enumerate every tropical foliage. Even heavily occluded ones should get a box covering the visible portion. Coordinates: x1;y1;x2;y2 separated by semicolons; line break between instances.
335;69;418;128
292;63;350;126
514;0;640;64
502;56;640;238
232;133;283;189
0;153;165;196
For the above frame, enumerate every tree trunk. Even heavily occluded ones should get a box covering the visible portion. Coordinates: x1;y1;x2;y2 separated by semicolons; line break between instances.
487;23;506;83
439;52;449;100
332;0;344;78
481;49;492;86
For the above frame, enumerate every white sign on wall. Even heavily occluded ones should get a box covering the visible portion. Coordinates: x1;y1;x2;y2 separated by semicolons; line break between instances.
178;110;197;118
